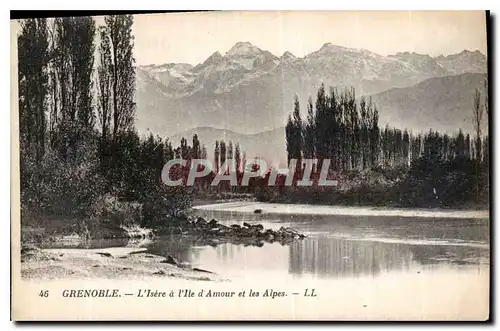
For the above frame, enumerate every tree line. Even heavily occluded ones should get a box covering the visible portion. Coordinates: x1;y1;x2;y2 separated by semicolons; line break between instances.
17;16;214;227
282;83;489;207
17;15;489;219
286;83;489;174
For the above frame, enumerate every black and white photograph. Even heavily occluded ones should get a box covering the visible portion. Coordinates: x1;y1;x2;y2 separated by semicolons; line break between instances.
11;10;490;321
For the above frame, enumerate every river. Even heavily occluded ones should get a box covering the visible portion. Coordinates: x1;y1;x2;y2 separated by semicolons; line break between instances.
180;202;490;280
40;202;490;320
55;202;490;281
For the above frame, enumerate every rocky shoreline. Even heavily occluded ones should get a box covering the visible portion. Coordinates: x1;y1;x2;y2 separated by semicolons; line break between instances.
20;216;306;281
157;216;307;247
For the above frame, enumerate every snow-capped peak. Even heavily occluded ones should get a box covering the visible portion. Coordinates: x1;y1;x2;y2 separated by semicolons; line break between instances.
206;51;223;63
281;51;296;61
226;41;263;57
318;42;345;53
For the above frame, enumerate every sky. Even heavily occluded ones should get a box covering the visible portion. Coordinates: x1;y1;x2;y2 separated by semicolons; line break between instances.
130;11;488;66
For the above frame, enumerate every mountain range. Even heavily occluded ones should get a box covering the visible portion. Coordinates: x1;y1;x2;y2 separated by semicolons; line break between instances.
135;41;487;164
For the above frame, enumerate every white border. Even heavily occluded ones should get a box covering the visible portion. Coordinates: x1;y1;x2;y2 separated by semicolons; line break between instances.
4;2;498;329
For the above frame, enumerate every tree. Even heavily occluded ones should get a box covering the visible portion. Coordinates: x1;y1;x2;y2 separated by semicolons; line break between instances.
103;15;136;141
368;99;380;168
70;17;96;130
97;25;112;142
227;141;234;172
359;97;369;169
473;88;484;162
18;18;50;162
472;88;485;201
347;87;359;169
235;143;241;174
285;95;303;173
180;137;190;160
214;140;220;173
303;96;315;160
192;134;200;159
285;115;294;166
292;95;303;171
402;130;410;166
314;84;328;169
220;140;227;170
52;17;96;153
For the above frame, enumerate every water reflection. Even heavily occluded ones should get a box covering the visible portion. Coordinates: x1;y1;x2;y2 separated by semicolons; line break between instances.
288;236;488;279
44;210;489;280
289;237;414;278
141;232;489;280
197;210;490;244
159;209;488;278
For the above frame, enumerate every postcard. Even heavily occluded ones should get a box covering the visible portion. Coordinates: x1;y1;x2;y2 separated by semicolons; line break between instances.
11;10;490;321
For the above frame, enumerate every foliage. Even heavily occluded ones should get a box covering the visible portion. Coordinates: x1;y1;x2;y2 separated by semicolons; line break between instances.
18;15;196;240
282;84;489;208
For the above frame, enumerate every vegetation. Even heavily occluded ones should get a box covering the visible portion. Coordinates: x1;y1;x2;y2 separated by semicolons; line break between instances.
278;84;489;208
18;16;196;242
18;16;489;246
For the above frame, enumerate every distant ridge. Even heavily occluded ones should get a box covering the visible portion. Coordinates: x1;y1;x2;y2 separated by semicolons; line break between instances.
135;42;487;165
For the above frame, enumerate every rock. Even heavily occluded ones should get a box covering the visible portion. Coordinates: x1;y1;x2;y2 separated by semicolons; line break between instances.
173;216;306;247
254;209;263;214
178;262;191;269
193;268;214;274
196;217;208;227
162;255;179;266
264;230;275;240
243;227;259;237
153;270;166;275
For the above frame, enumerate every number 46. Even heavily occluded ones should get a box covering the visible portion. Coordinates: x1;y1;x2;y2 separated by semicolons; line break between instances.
39;290;49;298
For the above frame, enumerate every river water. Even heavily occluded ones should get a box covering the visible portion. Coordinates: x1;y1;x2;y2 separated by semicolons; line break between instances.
183;203;489;280
43;202;491;319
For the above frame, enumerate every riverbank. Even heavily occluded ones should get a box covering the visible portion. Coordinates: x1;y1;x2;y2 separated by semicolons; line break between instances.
20;213;307;281
193;201;490;219
21;245;225;281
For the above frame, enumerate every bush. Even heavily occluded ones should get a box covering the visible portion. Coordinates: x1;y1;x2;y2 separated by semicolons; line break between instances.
140;185;194;228
20;137;105;218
